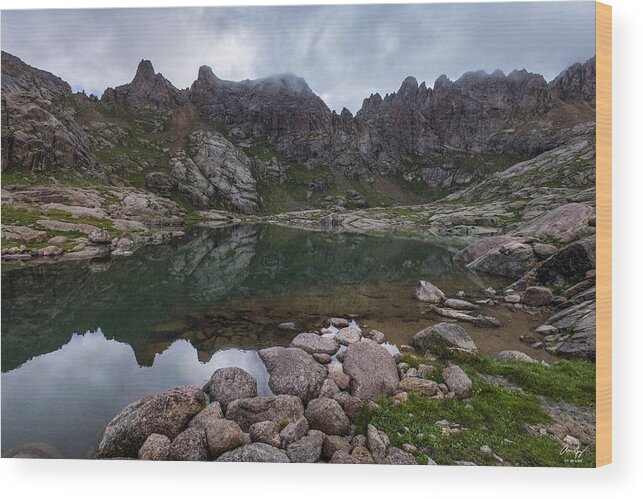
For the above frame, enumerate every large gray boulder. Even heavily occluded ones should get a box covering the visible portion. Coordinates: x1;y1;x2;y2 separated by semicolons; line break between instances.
207;367;257;411
225;395;304;432
258;347;327;403
415;280;446;303
289;333;340;355
410;322;477;355
342;340;400;400
96;386;206;458
305;398;352;436
216;442;290;463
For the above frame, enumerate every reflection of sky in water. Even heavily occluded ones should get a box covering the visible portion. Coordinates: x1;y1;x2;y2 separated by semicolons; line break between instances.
1;329;270;458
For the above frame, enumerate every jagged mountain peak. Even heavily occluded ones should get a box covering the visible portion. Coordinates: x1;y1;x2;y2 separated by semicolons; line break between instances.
133;59;156;83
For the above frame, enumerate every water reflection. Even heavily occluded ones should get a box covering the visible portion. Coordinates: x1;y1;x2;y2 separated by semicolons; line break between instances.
1;328;270;458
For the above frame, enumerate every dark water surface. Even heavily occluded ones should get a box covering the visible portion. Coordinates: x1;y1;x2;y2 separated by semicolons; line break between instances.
1;224;545;458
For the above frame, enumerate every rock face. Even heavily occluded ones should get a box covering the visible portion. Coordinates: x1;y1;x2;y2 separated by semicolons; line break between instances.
216;442;290;463
305;398;352;436
225;395;304;432
169;131;258;213
258;347;327;403
411;322;477;355
342;340;400;399
207;367;257;411
96;386;206;458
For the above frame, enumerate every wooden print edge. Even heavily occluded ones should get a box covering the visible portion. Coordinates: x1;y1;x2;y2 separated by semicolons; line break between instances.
595;1;612;468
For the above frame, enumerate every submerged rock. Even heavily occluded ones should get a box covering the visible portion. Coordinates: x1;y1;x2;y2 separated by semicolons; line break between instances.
410;322;477;355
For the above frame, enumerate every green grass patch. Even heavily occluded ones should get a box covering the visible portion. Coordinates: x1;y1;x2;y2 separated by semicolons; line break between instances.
357;376;594;467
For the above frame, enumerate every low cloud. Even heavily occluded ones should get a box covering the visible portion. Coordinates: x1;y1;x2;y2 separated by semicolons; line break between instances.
1;2;596;113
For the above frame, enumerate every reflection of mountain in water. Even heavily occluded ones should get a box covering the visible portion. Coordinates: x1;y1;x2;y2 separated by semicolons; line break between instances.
1;329;270;458
1;224;459;371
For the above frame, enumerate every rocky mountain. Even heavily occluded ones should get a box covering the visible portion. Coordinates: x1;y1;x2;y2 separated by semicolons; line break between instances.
1;51;596;214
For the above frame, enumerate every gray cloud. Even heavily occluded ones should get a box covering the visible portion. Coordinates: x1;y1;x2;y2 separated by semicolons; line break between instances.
1;2;596;113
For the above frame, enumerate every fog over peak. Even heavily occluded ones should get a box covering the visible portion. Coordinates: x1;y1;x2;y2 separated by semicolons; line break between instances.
1;2;596;113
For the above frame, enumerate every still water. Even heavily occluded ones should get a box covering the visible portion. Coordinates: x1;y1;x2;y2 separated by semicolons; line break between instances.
1;224;545;458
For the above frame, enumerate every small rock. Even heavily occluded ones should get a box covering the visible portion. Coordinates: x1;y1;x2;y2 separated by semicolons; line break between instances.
472;315;503;328
327;317;350;328
170;427;209;461
88;229;112;245
480;445;493;454
504;294;522;304
332;392;364;421
319;378;340;399
327;361;351;390
351;446;375;464
313;353;332;364
405;367;418;378
305;398;351;436
336;327;361;346
383;447;418;465
417;364;434;379
442;365;472;399
402;443;417;453
290;332;340;355
249;421;281;448
216;442;290;463
286;430;324;463
277;322;298;331
39;245;63;257
48;235;69;245
415;280;446;303
399;377;438;396
410;322;477;355
280;416;310;448
138;434;170;460
442;298;480;310
494;350;537;363
533;243;558;258
367;424;390;463
330;450;358;464
322;435;352;460
205;419;249;459
367;329;386;344
522;286;554;307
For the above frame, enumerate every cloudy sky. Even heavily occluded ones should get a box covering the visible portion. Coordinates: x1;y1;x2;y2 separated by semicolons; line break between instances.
1;2;596;112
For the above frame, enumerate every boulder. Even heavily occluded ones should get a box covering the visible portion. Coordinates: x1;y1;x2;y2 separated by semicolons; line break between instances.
442;365;473;399
170;427;210;461
286;430;324;463
535;236;595;287
327;361;350;390
305;398;351;436
522;286;554;307
330;450;359;464
467;242;537;279
335;327;362;345
319;378;340;399
216;443;290;463
415;280;445;303
322;435;352;460
342;340;400;399
410;322;477;355
226;395;304;432
383;447;418;465
249;421;281;448
351;446;375;464
442;298;480;311
258;347;327;403
453;235;522;265
511;203;593;242
207;367;257;411
367;424;390;463
188;401;223;429
96;386;206;458
399;377;439;396
279;416;310;447
494;350;537;363
290;332;339;355
205;419;249;458
138;433;171;460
